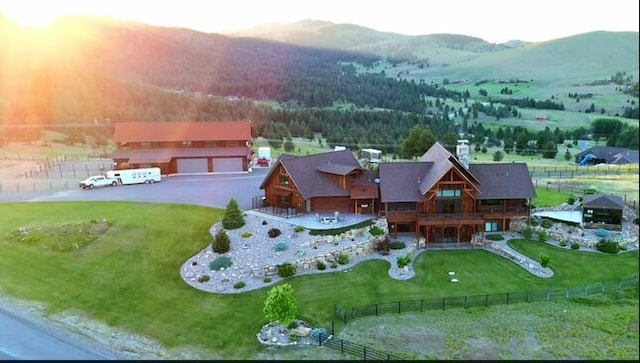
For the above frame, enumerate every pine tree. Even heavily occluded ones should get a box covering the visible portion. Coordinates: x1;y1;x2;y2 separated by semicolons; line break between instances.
221;198;245;230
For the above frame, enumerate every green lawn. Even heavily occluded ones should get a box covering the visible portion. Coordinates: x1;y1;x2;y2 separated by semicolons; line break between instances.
0;202;637;359
532;187;574;207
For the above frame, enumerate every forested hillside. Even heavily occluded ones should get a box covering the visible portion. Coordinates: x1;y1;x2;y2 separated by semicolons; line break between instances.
0;16;637;154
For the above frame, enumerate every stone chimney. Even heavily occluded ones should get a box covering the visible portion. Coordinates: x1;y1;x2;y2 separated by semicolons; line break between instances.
456;140;470;169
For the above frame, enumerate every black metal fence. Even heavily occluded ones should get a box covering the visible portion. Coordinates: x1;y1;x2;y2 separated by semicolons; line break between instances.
335;274;639;323
323;337;406;360
313;322;407;360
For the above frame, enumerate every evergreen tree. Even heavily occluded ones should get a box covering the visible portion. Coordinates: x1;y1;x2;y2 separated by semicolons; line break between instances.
221;198;245;230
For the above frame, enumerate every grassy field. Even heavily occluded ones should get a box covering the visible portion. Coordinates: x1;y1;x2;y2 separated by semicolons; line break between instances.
0;202;637;359
336;287;639;360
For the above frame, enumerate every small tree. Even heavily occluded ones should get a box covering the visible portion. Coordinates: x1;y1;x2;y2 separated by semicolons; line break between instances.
212;229;231;253
493;150;504;162
564;149;571;161
263;283;298;326
540;255;550;268
221;198;245;230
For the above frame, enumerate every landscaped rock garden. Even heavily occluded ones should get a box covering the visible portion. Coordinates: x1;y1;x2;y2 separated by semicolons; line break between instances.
257;320;330;347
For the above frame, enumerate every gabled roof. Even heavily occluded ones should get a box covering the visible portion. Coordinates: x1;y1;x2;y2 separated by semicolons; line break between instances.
576;146;639;164
259;150;363;199
469;163;537;199
379;162;433;202
113;121;252;143
583;194;625;209
418;142;479;194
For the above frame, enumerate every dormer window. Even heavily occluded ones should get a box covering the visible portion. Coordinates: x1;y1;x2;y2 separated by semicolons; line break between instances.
141;142;151;149
182;141;192;147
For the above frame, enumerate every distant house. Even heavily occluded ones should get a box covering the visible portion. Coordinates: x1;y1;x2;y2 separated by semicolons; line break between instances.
582;194;625;230
112;121;253;174
575;146;639;165
260;142;536;247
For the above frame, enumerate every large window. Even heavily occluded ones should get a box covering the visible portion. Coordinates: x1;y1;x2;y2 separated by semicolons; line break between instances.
436;189;461;198
485;221;500;232
279;174;290;186
436;189;462;214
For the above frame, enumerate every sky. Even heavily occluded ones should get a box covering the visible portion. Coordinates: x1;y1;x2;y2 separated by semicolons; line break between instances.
0;0;638;43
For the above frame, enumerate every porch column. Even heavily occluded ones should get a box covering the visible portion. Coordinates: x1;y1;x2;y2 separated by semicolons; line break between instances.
424;226;428;249
457;225;461;248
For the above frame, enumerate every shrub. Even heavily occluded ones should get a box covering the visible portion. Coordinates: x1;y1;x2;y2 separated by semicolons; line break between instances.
197;275;210;283
209;256;233;271
596;240;620;254
277;263;296;278
262;220;268;225
221;198;245;230
233;281;246;289
540;255;550;268
287;321;299;329
263;277;272;283
268;228;281;238
375;236;392;255
537;230;549;243
316;260;326;270
337;254;349;265
212;229;231;253
559;240;567;247
389;241;406;249
311;328;329;343
486;234;504;241
369;225;385;236
522;226;533;240
397;253;412;268
275;241;289;252
241;232;252;238
635;217;639;225
541;219;553;229
294;225;305;233
571;242;580;250
528;219;539;227
567;196;576;205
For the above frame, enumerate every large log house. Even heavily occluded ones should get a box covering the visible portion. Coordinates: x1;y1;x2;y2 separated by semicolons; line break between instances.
259;142;536;247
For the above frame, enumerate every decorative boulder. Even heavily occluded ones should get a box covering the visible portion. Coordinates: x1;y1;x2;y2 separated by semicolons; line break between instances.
291;326;312;337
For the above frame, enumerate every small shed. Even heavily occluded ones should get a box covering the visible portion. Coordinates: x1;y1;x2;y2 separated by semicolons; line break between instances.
582;194;625;230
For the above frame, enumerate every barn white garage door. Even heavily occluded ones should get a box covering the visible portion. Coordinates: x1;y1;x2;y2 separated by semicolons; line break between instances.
212;158;244;172
177;158;208;173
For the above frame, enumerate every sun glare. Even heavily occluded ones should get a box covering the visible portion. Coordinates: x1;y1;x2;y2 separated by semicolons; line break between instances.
1;2;61;28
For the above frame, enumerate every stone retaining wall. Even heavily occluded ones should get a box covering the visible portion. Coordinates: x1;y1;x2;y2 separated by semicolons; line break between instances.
254;219;389;279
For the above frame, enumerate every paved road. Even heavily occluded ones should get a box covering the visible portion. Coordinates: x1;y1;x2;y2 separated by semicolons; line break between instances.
0;168;270;360
0;302;123;360
0;168;270;210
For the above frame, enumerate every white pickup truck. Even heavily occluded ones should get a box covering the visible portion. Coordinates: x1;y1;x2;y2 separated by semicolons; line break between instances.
79;175;118;189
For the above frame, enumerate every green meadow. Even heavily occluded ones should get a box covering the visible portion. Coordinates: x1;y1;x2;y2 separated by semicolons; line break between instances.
0;202;637;359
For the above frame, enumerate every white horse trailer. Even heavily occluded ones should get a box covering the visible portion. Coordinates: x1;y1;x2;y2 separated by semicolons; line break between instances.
106;167;161;185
